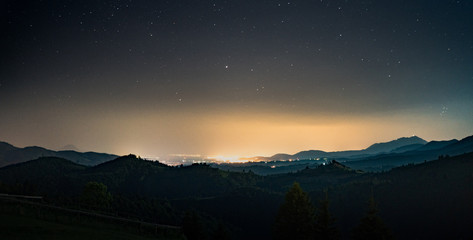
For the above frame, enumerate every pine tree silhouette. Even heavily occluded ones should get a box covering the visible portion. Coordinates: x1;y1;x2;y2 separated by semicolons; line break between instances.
273;182;315;240
352;195;393;240
315;191;339;240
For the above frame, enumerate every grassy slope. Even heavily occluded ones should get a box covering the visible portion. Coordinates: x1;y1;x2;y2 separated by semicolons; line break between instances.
0;212;183;240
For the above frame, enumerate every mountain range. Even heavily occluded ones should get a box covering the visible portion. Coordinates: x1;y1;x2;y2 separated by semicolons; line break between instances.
255;136;429;161
1;135;472;174
0;141;117;168
0;135;472;239
213;135;473;174
343;136;472;172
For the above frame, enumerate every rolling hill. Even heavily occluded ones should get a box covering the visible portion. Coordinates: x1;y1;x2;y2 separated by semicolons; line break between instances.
0;142;117;168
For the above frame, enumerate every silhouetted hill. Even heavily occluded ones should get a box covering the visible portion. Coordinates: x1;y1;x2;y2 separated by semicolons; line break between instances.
0;154;262;200
0;156;86;177
292;150;327;160
416;139;458;151
363;136;427;154
0;146;53;167
0;142;16;152
257;136;428;162
81;154;171;193
90;154;168;172
344;135;473;172
0;141;117;167
0;157;86;195
440;135;473;154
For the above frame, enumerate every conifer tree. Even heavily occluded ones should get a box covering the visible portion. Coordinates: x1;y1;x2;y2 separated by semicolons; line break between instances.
352;196;393;240
273;182;315;240
315;191;339;240
80;181;112;210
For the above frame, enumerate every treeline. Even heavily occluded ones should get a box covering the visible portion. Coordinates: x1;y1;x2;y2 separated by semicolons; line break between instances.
274;182;392;240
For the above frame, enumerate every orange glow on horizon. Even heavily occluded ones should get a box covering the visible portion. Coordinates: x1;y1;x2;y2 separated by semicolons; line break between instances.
68;108;469;159
207;155;250;163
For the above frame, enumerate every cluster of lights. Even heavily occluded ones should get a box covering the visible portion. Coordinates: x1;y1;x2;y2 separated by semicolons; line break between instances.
207;155;248;163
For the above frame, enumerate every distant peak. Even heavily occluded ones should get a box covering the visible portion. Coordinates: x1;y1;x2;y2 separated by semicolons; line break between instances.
398;135;424;140
390;136;427;143
364;136;427;154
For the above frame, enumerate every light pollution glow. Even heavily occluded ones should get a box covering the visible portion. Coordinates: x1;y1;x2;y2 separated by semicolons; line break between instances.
2;106;467;161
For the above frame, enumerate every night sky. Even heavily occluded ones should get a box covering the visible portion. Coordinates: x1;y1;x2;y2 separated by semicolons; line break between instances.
2;0;473;160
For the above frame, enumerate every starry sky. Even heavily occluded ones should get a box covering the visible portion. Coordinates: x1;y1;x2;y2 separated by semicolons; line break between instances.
1;0;473;159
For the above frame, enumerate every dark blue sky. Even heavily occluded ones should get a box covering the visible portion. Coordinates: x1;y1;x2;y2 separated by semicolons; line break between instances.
1;0;472;157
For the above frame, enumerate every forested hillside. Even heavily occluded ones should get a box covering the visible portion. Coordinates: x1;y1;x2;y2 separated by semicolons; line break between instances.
1;152;473;239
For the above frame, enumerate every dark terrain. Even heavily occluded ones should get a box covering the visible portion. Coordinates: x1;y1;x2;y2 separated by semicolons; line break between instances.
1;136;473;239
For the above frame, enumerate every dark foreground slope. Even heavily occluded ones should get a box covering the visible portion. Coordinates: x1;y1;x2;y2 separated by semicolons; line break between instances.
0;157;86;195
0;211;182;240
1;152;473;239
327;152;473;239
0;154;262;200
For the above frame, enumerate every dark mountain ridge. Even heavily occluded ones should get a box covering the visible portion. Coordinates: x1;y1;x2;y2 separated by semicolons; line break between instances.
416;139;458;151
90;154;169;172
344;135;473;171
440;135;473;154
0;142;16;152
263;136;428;162
0;141;117;167
214;136;471;174
363;136;427;153
0;135;469;175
